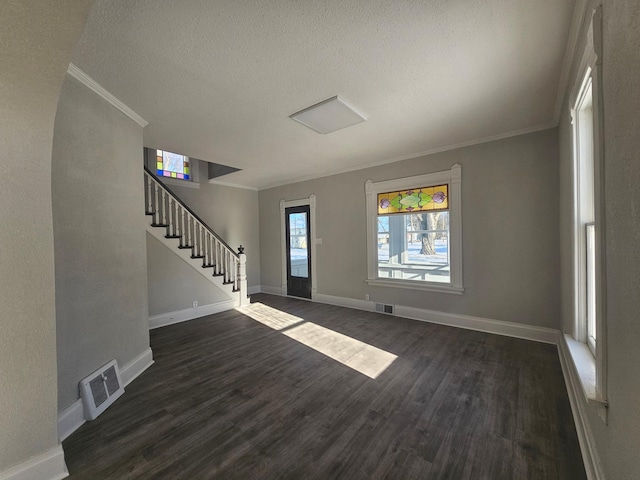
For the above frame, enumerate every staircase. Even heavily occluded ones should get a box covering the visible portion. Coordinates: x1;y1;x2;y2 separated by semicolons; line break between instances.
143;166;249;307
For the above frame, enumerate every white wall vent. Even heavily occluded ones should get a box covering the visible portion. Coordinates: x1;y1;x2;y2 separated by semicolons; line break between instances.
375;303;395;315
79;359;124;420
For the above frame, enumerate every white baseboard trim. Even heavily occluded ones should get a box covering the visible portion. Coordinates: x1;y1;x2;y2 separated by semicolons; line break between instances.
149;300;235;330
260;285;284;296
120;347;155;387
57;399;85;442
0;445;68;480
314;293;558;345
247;285;262;295
558;335;605;480
57;348;154;442
395;305;559;344
315;293;373;312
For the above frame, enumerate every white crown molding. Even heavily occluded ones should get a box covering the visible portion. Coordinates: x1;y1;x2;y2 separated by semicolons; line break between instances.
0;445;68;480
149;301;234;330
67;63;148;127
558;335;606;480
57;348;154;442
553;0;589;126
258;122;555;191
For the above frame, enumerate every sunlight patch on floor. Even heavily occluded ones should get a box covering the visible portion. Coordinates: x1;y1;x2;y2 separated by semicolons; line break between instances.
242;302;397;379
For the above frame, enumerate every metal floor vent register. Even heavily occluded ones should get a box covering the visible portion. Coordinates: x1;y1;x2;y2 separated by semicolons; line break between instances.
375;303;395;315
79;359;124;420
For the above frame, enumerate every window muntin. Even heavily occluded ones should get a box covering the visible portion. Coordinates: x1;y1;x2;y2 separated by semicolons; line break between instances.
156;150;190;180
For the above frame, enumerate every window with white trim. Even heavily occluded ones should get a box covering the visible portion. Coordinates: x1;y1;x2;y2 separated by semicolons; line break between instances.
366;165;463;294
144;147;200;188
567;6;607;414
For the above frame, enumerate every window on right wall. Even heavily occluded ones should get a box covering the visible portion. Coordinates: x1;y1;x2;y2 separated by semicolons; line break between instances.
569;6;607;413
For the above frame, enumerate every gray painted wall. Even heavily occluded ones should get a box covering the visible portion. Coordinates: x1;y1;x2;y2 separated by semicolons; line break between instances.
559;1;640;478
0;1;91;472
259;129;560;329
146;234;230;316
52;76;150;412
166;161;261;288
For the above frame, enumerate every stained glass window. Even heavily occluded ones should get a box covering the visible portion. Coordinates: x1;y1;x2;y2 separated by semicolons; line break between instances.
377;184;448;215
156;150;190;180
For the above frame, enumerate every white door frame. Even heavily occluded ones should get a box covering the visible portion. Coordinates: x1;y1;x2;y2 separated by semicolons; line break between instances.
280;194;317;300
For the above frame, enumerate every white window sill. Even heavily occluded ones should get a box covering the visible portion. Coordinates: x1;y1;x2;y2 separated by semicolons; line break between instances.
564;334;607;408
366;278;464;295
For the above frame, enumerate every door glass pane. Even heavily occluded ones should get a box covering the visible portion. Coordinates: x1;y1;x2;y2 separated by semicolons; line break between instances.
289;212;308;278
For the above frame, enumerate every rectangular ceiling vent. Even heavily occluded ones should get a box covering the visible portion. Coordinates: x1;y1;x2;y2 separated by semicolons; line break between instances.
290;95;367;134
375;303;395;315
79;359;124;421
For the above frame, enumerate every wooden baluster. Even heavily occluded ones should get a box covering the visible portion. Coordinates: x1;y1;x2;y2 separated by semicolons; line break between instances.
184;215;189;246
178;206;183;246
190;216;194;248
146;174;152;214
168;197;174;235
214;240;219;274
222;249;226;281
200;225;203;257
161;190;167;225
154;183;160;225
221;248;225;280
203;231;207;263
221;249;225;280
191;217;195;248
193;222;197;254
196;224;201;256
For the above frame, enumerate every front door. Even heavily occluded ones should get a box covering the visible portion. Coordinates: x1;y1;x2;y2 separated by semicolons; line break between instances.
285;206;311;299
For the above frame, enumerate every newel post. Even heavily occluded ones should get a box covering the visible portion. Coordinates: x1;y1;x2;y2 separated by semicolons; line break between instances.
238;245;250;306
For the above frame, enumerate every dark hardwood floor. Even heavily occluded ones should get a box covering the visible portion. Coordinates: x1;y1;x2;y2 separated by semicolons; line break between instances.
63;294;586;479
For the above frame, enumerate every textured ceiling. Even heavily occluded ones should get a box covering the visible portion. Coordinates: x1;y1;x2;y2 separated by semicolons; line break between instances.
72;0;576;189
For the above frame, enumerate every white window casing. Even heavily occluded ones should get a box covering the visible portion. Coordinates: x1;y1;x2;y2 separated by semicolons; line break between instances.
568;5;607;419
365;164;463;295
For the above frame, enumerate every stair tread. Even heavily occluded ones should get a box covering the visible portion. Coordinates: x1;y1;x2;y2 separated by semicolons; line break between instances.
151;223;169;228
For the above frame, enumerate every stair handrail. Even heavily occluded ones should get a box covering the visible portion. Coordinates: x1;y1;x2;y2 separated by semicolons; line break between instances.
143;166;239;259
